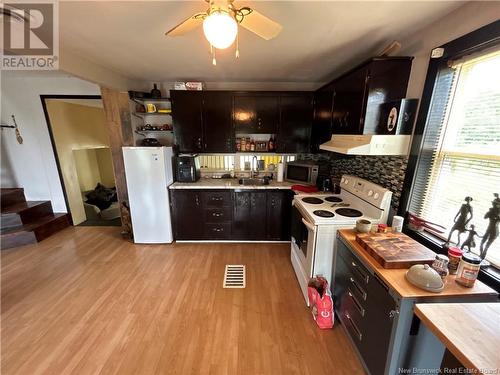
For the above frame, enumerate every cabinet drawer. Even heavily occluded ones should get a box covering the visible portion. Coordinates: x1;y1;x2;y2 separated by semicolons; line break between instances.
203;191;232;207
338;240;370;285
204;207;232;223
205;223;231;239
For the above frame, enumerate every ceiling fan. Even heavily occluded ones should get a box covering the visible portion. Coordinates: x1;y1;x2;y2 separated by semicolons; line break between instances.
165;0;282;65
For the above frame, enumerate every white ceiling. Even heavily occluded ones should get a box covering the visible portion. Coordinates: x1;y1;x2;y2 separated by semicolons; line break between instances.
59;1;465;85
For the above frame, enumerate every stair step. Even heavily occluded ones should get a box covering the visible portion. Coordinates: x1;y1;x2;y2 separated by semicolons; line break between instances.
1;213;71;250
0;188;26;208
1;201;53;224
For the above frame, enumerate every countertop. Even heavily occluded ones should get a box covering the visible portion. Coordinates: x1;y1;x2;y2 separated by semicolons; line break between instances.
414;303;500;372
338;229;498;299
169;179;295;190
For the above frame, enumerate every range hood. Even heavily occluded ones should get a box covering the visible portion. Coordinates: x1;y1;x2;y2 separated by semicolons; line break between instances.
319;134;411;155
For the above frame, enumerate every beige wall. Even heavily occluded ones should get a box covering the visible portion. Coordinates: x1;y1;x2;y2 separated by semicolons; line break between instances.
399;1;500;100
95;148;115;187
46;100;112;224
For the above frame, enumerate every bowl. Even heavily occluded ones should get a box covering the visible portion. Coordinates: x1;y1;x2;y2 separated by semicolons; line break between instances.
356;219;372;233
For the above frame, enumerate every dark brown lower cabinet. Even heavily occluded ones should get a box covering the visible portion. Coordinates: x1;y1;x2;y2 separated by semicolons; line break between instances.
170;189;292;241
267;190;293;240
170;190;204;240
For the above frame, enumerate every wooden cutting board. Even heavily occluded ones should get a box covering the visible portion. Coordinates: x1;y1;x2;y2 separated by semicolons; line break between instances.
355;232;436;269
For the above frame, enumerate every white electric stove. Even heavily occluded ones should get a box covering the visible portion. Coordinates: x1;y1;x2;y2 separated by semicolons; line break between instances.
290;175;392;304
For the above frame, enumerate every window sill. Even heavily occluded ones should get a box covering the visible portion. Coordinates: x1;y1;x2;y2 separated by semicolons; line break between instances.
403;227;500;294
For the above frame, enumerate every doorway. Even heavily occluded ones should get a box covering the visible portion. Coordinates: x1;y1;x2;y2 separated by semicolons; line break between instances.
41;95;121;227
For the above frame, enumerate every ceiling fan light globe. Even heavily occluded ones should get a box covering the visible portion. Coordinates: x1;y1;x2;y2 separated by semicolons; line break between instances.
203;10;237;49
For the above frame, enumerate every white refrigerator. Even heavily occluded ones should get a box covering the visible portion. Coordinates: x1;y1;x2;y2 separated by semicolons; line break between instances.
122;146;174;243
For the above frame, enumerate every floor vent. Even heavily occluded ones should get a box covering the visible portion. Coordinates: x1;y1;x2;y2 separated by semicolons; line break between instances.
223;265;246;288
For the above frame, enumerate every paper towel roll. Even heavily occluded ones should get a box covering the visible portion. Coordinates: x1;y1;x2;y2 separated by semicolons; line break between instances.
277;162;284;182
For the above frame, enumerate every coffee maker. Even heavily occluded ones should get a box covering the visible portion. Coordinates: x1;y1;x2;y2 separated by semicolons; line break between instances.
175;154;200;182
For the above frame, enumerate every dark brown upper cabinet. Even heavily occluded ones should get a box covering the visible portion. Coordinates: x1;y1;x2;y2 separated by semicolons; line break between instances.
233;94;279;134
171;90;203;153
276;93;313;153
202;91;234;153
171;90;234;153
329;57;413;135
310;90;334;153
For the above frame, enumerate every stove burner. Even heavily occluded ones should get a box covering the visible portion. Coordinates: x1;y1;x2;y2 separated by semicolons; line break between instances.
313;210;335;218
301;197;323;205
325;196;343;203
335;208;363;218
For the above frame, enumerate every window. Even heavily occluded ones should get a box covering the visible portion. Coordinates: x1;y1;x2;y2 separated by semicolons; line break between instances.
409;48;500;267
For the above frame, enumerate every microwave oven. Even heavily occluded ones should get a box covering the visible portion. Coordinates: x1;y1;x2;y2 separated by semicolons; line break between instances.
285;161;319;185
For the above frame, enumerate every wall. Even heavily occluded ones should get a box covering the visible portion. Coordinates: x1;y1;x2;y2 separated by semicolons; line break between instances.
74;147;115;192
0;133;18;188
45;100;110;224
398;2;500;100
1;73;102;212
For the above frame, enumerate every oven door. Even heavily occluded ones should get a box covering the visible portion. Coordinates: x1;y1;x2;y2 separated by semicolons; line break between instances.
291;205;317;278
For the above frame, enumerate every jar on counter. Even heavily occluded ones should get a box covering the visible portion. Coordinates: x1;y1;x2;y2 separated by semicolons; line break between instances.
455;252;482;288
447;247;463;275
431;254;449;279
377;224;389;233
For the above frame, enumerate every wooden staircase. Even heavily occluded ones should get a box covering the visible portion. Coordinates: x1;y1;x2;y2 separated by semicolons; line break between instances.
1;188;71;250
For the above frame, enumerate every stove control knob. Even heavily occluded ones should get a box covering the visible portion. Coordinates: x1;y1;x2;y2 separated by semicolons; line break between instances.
344;178;349;185
367;190;373;197
373;192;380;200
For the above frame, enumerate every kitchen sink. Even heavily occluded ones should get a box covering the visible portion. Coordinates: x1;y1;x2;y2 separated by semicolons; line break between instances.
238;177;269;186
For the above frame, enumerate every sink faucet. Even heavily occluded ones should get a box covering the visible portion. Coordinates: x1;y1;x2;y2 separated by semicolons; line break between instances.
251;155;258;178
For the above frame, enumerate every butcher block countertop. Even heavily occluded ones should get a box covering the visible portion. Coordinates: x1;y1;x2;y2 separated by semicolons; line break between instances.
338;230;498;299
169;179;295;190
415;303;500;372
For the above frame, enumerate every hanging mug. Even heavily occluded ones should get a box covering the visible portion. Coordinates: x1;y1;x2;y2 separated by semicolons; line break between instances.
146;103;157;113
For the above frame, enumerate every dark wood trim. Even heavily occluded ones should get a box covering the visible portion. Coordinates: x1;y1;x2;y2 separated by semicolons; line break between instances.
398;20;500;292
40;94;101;222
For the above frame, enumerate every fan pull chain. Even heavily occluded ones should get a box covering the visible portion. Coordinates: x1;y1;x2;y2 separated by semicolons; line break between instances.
210;44;217;66
235;30;240;59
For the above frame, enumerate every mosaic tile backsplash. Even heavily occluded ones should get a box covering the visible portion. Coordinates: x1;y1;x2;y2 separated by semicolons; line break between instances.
298;153;408;213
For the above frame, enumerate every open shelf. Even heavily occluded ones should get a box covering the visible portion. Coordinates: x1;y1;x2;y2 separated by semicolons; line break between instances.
131;97;170;105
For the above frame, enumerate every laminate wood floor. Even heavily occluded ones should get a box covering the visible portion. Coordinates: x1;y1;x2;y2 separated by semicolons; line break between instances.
1;226;365;375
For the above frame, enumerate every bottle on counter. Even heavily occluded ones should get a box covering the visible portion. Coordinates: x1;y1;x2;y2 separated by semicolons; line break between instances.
240;137;246;151
236;138;241;151
456;252;482;287
268;136;274;152
250;139;255;152
245;138;251;152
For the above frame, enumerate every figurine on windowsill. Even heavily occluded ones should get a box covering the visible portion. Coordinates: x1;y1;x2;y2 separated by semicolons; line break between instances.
479;193;500;265
446;196;474;246
460;224;481;252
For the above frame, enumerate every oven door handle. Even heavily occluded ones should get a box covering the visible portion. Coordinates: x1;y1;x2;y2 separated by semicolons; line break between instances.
301;218;316;232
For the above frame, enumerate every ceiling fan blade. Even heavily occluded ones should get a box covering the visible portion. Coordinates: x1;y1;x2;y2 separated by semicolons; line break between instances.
165;13;206;37
239;9;282;40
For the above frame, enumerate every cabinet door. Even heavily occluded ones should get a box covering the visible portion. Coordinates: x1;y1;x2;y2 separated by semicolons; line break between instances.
171;91;203;152
277;94;313;153
331;67;368;134
267;190;292;240
170;190;203;240
234;95;279;134
202;92;234;153
232;192;251;239
310;90;334;153
249;192;267;239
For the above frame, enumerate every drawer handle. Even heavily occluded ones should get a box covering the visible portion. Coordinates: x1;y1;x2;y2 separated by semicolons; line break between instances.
212;212;223;217
211;197;223;201
344;312;362;341
351;261;370;284
212;227;224;232
348;289;365;317
349;277;367;301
